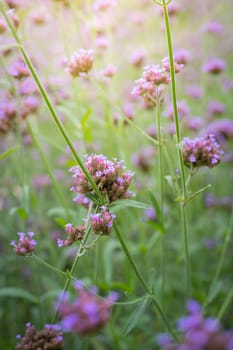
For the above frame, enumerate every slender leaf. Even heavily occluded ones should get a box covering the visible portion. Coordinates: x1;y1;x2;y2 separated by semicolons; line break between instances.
0;146;19;161
123;295;150;335
0;287;39;303
110;199;151;212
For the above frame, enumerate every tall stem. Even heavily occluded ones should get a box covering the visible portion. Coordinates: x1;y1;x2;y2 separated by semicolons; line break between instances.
162;0;191;298
0;3;103;203
156;100;165;303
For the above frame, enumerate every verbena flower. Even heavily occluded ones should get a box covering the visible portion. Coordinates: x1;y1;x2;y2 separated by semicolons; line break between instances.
89;206;116;235
182;134;223;168
11;232;36;256
16;323;63;350
202;58;226;74
0;100;17;134
57;223;86;248
157;300;233;350
8;59;30;79
66;49;94;78
59;282;118;336
70;154;134;203
204;119;233;143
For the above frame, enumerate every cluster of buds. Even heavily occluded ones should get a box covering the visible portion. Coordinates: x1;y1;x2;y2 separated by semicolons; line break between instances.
11;232;36;256
16;323;63;350
132;57;183;107
57;223;86;248
8;59;30;80
70;154;134;203
89;206;116;235
66;49;94;78
0;100;17;134
182;134;223;168
59;281;118;336
157;300;233;350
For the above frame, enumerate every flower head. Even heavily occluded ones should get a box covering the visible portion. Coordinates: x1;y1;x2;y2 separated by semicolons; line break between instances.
59;282;118;336
16;323;63;350
70;154;134;203
182;134;223;168
57;223;86;248
66;49;94;78
90;206;116;235
11;232;36;256
202;58;226;74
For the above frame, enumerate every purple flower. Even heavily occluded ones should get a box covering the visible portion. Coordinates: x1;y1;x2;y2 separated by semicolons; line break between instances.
202;58;226;75
11;232;36;256
8;59;30;79
204;119;233;143
57;223;85;248
182;134;223;168
59;282;118;336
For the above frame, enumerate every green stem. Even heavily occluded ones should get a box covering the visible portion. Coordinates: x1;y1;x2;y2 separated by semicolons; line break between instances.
27;120;71;220
52;202;93;323
0;3;103;203
162;0;191;298
113;222;178;340
156;100;165;302
217;285;233;321
31;254;75;280
204;208;233;309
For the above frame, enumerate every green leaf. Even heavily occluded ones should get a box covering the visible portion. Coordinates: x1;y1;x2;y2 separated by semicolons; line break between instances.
0;146;19;161
110;199;151;212
123;295;150;335
47;207;67;217
0;287;39;303
9;207;28;220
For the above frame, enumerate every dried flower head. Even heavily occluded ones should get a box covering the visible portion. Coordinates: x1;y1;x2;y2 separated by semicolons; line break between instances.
16;323;63;350
11;232;36;256
59;282;118;336
66;49;94;78
182;134;223;168
70;154;134;203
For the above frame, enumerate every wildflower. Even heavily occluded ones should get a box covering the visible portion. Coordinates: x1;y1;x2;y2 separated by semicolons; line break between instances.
182;134;223;168
201;21;224;35
174;48;191;65
8;59;30;79
93;0;117;12
11;232;36;256
0;17;7;34
162;56;184;73
57;223;85;247
132;146;155;172
164;100;190;120
204;119;233;143
101;63;117;77
90;206;116;235
144;208;157;222
0;100;17;134
130;48;147;67
16;323;63;350
132;63;170;107
59;282;118;336
73;193;90;209
70;154;134;203
202;58;226;74
157;300;233;350
66;49;94;78
184;116;204;132
185;85;203;100
207;101;225;117
21;95;40;118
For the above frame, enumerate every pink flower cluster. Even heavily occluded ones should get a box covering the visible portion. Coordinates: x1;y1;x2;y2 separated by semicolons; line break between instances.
132;57;183;107
66;49;94;78
90;206;116;235
182;134;223;168
70;154;134;203
0;100;17;134
59;282;118;336
11;232;36;256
